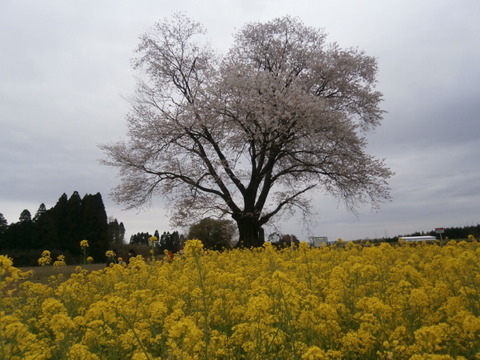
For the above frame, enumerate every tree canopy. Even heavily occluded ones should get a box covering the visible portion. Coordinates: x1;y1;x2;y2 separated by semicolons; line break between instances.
188;218;236;250
102;14;393;247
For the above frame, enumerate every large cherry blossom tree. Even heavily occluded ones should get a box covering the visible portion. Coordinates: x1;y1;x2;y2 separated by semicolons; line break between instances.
102;14;393;247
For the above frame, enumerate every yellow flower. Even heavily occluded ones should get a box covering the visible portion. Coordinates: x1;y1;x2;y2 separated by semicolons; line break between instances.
38;250;52;266
67;343;99;360
53;254;66;268
41;250;51;257
302;346;327;360
299;241;310;250
263;241;274;250
80;239;89;248
0;255;26;284
86;256;94;264
0;254;14;270
183;239;204;256
38;256;51;266
148;236;159;246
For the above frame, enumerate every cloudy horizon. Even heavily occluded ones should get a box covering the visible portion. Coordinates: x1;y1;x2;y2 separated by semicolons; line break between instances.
1;0;479;242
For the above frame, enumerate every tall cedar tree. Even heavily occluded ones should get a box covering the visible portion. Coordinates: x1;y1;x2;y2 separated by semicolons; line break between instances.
0;213;7;233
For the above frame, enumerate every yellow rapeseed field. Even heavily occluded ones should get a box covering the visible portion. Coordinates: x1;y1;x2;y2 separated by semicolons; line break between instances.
1;239;480;359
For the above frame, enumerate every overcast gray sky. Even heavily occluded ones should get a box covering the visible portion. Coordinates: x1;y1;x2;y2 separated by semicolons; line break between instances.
1;0;479;242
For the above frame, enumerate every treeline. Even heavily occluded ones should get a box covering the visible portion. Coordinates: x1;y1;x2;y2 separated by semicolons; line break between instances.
128;218;238;253
0;191;125;266
357;224;480;244
129;230;184;253
424;224;480;240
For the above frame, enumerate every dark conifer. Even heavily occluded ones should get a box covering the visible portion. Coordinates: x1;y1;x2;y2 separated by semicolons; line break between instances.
19;209;32;222
0;213;8;232
81;193;109;260
33;203;47;222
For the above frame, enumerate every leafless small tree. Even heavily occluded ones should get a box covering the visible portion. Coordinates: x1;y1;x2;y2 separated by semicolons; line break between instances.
101;14;393;247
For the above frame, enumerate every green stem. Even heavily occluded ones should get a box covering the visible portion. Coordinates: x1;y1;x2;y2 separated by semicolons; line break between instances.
194;253;210;360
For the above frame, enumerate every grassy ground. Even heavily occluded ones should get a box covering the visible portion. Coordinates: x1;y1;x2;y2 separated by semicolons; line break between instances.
19;264;107;283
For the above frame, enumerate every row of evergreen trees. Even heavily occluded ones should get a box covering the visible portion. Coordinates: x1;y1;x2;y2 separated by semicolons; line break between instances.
129;230;184;253
0;192;125;266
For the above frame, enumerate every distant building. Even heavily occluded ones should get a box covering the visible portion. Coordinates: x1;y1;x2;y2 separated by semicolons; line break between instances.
309;236;329;247
398;236;436;242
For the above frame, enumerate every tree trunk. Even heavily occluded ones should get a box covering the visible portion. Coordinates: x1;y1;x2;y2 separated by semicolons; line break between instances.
235;215;264;248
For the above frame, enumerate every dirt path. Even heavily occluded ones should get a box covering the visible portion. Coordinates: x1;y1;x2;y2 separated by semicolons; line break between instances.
19;264;107;283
